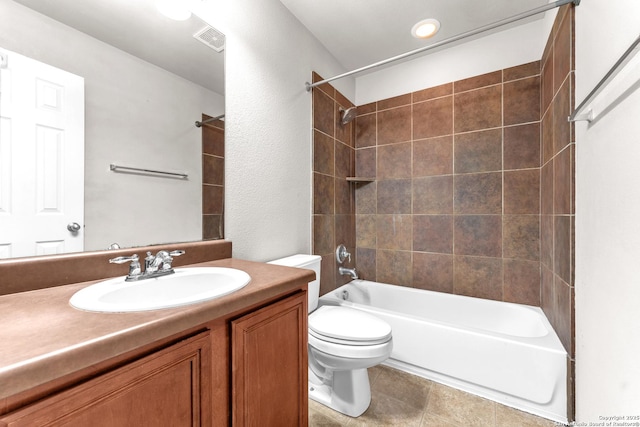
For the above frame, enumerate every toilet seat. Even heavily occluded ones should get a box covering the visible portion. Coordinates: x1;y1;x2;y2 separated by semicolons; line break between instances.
309;306;392;346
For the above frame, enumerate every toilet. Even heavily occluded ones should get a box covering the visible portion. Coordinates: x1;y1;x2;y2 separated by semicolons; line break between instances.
268;254;393;417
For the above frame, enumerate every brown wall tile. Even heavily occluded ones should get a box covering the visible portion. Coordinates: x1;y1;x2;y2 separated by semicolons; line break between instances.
313;173;334;214
356;113;376;148
335;178;352;215
554;215;572;284
554;145;574;214
413;215;453;254
356;147;376;178
504;259;541;306
454;129;502;173
413;82;452;102
413;176;454;214
377;215;412;251
554;275;574;353
504;169;540;214
355;182;376;214
504;61;540;81
335;141;353;178
377;106;412;145
454;215;502;258
553;78;572;155
202;185;223;215
202;123;224;157
553;9;572;96
356;215;376;248
355;247;376;281
335;214;355;249
454;85;502;133
202;154;224;186
542;108;554;165
541;214;554;269
413;136;453;177
503;76;541;126
454;172;502;214
454;70;502;92
378;179;412;214
314;89;335;137
377;250;412;286
314;130;334;175
414;96;453;139
412;253;453;293
313;215;335;255
453;255;503;301
378;142;412;179
503;215;540;261
504;123;540;170
378;93;411;110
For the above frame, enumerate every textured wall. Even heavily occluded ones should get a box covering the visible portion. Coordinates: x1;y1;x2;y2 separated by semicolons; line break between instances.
196;0;354;262
574;0;640;421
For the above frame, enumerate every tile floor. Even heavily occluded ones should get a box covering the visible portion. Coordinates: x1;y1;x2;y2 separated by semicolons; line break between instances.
308;365;560;427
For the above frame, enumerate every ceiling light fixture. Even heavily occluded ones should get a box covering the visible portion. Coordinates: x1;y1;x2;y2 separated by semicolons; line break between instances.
156;0;192;21
411;18;441;39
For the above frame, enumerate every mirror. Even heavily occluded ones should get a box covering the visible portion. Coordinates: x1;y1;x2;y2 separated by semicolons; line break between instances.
0;0;225;259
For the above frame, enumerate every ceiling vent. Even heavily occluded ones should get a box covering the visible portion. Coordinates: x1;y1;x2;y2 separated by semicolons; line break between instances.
193;26;225;52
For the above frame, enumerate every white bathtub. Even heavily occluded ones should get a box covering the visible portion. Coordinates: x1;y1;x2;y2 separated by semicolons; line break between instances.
320;280;568;424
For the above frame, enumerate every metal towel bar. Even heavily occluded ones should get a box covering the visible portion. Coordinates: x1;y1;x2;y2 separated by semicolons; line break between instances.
109;164;188;179
569;33;640;122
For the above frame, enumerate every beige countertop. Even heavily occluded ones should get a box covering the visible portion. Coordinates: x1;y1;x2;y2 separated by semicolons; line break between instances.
0;258;313;402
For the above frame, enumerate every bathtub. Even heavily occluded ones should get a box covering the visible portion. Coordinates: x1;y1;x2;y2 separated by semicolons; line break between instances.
320;280;568;424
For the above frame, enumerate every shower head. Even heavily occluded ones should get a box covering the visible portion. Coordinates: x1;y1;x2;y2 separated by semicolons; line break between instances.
339;107;357;125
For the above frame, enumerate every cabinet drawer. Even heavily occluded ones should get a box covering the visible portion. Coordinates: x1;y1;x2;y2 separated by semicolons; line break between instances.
0;332;211;427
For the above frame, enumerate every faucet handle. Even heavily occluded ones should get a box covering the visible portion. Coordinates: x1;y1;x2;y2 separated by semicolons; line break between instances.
109;254;139;264
161;250;185;270
336;244;351;264
109;254;141;278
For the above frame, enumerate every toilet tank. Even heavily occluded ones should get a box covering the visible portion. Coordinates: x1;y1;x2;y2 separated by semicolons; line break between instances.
268;254;321;313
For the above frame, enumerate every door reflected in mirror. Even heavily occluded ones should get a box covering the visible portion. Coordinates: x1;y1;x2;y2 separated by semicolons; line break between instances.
0;0;225;259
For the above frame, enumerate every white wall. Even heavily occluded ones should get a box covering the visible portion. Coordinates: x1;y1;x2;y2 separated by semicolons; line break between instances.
0;1;224;251
355;12;557;105
195;0;353;261
574;0;640;422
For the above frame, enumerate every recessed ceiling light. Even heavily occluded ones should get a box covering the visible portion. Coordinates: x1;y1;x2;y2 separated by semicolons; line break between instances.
411;18;441;39
156;0;192;21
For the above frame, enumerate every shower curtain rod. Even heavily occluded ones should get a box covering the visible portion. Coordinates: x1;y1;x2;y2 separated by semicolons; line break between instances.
305;0;580;91
195;113;225;128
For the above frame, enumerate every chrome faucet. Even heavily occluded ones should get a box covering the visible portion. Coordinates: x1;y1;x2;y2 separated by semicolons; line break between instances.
109;250;185;281
338;266;358;280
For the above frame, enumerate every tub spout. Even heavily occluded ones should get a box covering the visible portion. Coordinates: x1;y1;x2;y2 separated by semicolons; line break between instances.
338;267;358;280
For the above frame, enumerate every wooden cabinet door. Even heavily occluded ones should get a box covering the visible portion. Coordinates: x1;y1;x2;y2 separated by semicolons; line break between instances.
232;292;308;427
0;332;211;427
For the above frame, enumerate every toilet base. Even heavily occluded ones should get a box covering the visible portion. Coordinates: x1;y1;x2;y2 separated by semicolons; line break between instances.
308;367;371;417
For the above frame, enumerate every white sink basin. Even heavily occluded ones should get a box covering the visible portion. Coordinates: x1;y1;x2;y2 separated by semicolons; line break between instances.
70;267;251;313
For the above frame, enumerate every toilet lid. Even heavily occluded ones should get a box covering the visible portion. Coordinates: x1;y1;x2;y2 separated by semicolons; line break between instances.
309;306;392;344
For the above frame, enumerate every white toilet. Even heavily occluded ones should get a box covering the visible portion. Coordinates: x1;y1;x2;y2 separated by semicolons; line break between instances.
268;254;393;417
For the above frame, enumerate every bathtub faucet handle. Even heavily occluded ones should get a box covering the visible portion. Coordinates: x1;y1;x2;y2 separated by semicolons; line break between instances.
336;244;351;264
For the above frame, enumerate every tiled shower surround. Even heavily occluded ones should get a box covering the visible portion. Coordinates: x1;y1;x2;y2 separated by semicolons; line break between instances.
312;2;575;418
353;62;542;305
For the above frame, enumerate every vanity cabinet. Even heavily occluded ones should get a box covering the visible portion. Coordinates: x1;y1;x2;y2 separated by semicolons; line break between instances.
0;290;307;427
0;332;211;427
232;292;307;426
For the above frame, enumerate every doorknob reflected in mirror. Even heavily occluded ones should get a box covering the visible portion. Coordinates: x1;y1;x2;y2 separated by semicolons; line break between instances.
67;222;81;233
